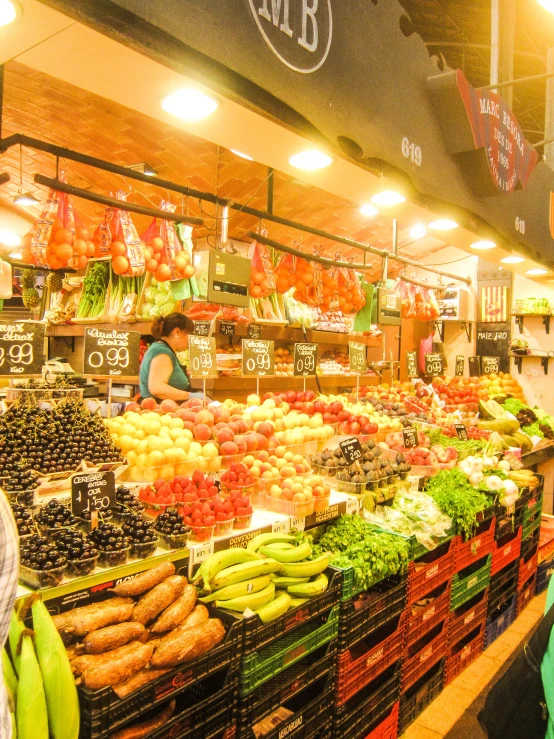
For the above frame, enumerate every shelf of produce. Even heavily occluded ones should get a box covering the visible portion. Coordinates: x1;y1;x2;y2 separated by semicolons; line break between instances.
521;442;554;469
46;322;152;337
209;375;380;391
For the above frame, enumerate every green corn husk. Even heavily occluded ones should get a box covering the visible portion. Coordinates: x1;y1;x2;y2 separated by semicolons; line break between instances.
3;647;18;705
9;611;25;677
16;631;49;739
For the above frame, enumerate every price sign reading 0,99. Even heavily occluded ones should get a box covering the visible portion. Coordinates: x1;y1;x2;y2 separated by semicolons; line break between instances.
294;343;318;377
482;356;500;375
0;321;45;376
84;328;141;377
242;339;274;377
349;342;367;375
425;353;443;377
189;336;217;379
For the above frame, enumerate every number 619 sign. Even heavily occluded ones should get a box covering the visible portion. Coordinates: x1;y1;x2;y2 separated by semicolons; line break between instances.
84;328;140;377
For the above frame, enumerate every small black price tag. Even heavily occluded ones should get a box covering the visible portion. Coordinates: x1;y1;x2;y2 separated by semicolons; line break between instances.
454;423;469;441
402;427;418;448
0;320;45;376
455;355;465;377
194;321;211;336
71;470;116;517
294;343;318;377
339;437;363;465
83;328;140;377
468;356;481;376
242;339;275;377
406;351;418;378
220;321;235;337
189;336;217;379
349;341;367;375
247;323;261;339
425;353;443;377
482;356;500;375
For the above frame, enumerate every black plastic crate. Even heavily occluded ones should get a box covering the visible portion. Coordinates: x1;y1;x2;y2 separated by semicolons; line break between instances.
338;574;407;652
78;612;241;739
495;481;541;540
537;555;554;595
236;641;336;734
487;559;519;616
398;659;444;734
521;527;541;559
332;661;401;739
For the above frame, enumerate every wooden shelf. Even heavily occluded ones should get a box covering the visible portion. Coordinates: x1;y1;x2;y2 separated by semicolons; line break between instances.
511;313;551;335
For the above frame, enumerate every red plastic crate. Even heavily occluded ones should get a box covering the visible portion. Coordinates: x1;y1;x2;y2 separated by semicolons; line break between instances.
405;582;451;648
337;613;406;706
454;517;495;574
491;526;522;577
407;540;455;605
518;548;539;592
444;623;485;686
364;701;399;739
448;588;488;647
517;573;537;615
401;619;449;694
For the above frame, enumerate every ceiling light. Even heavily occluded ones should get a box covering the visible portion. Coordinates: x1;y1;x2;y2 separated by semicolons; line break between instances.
13;191;39;207
161;88;219;122
525;268;548;276
128;162;158;176
538;0;554;12
470;240;496;250
0;231;21;247
370;190;406;206
500;255;525;264
0;0;18;26
231;149;254;161
8;252;22;260
288;150;333;171
409;224;427;240
359;203;379;217
428;219;458;230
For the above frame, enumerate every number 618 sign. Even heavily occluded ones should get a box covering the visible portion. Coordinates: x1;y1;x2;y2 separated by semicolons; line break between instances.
84;328;140;377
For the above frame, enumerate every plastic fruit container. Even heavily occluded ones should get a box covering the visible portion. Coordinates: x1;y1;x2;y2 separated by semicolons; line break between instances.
219;481;257;498
19;563;67;590
197;481;219;499
97;546;130;568
66;555;98;579
76;513;113;534
313;494;330;512
214;517;235;537
233;513;253;529
5;489;36;507
130;540;158;559
188;524;215;543
156;530;189;550
264;494;314;518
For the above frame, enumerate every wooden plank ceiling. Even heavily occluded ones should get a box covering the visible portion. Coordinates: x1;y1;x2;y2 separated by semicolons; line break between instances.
0;61;451;283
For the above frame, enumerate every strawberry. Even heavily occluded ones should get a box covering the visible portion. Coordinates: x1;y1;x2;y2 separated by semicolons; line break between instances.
203;515;215;526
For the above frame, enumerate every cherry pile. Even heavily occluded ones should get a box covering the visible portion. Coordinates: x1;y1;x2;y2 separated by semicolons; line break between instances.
87;522;129;551
10;502;33;537
52;529;99;561
122;513;157;544
3;460;40;504
155;508;188;536
20;536;67;571
35;500;77;530
114;485;143;517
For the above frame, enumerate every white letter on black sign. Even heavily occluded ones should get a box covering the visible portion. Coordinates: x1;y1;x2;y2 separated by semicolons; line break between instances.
299;0;318;52
258;0;293;37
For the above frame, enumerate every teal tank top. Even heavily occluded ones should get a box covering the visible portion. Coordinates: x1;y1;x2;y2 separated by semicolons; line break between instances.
139;341;190;399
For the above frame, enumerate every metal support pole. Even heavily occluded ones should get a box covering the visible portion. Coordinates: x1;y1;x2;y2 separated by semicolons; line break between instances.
392;219;398;257
267;168;274;215
490;0;516;106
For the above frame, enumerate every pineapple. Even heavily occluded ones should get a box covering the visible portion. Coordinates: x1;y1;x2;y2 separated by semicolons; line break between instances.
21;269;40;309
46;272;63;293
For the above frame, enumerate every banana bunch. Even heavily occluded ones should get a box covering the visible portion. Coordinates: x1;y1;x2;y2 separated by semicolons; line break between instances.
195;534;329;623
7;597;79;739
507;469;540;489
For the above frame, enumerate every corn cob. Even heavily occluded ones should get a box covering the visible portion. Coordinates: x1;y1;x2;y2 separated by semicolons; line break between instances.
16;630;49;739
32;598;79;739
2;648;17;705
9;610;25;676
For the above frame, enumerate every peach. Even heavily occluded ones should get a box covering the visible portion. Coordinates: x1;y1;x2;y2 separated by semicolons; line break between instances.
220;441;239;456
244;433;258;452
216;427;235;444
257;450;269;462
274;446;287;458
125;401;141;412
140;397;157;411
255;433;268;451
235;436;248;454
213;406;230;423
194;423;212;441
195;409;215;427
160;399;178;414
255;422;274;438
292;492;306;502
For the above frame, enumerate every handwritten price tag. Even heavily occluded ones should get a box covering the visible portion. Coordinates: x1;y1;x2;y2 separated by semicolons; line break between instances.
272;519;290;534
290;516;305;532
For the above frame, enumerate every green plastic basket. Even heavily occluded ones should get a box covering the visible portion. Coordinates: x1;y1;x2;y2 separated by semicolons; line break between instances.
450;555;492;611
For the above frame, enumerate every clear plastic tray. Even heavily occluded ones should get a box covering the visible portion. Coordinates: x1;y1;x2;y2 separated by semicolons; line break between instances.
233;513;253;529
156;530;189;550
97;547;130;568
130;540;158;559
66;555;98;579
264;494;314;518
219;481;257;498
19;563;67;589
188;524;214;543
76;512;113;533
313;494;331;512
214;518;235;536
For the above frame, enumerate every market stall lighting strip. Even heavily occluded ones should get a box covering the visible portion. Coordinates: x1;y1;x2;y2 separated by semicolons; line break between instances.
1;133;469;285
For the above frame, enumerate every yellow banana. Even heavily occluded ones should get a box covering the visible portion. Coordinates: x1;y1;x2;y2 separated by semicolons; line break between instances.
260;541;312;563
199;575;271;603
280;554;329;578
289;597;309;608
266;543;295;550
215;582;275;612
211;559;282;590
16;630;49;739
255;592;291;623
247;533;296;552
270;575;310;588
193;548;262;592
287;573;328;598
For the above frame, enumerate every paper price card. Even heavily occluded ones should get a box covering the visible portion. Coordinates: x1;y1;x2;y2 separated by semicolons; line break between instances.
349;341;367;375
454;424;469;441
293;343;318;377
189;336;217;379
194;321;211;336
247;323;262;339
242;339;274;377
482;356;499;375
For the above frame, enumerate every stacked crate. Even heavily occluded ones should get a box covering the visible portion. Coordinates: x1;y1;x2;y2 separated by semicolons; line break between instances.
516;484;543;614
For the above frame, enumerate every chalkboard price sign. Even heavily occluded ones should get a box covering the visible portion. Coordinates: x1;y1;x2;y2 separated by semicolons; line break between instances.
406;351;418;378
349;342;367;375
454;424;469;441
194;321;211;336
468;356;481;376
83;328;140;377
189;336;217;379
247;323;262;339
339;437;363;465
71;470;116;517
455;355;465;377
220;321;235;337
294;343;318;377
402;427;418;448
425;353;443;377
482;356;500;375
242;339;274;377
0;321;45;376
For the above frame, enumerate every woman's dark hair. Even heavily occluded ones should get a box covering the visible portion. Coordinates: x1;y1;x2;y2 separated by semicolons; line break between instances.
151;312;194;340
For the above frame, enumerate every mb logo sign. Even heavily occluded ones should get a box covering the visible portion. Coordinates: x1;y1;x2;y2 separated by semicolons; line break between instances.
248;0;333;73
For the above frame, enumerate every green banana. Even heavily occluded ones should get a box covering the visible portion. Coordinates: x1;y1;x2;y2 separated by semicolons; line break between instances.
199;575;271;603
210;559;282;590
194;548;262;592
270;575;310;588
287;573;328;598
289;597;309;608
16;630;49;739
3;648;18;704
266;543;295;550
215;582;275;612
280;554;329;578
254;592;291;623
260;541;312;563
247;533;296;552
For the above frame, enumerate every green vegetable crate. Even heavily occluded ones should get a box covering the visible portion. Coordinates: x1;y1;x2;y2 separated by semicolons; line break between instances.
450;554;492;611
